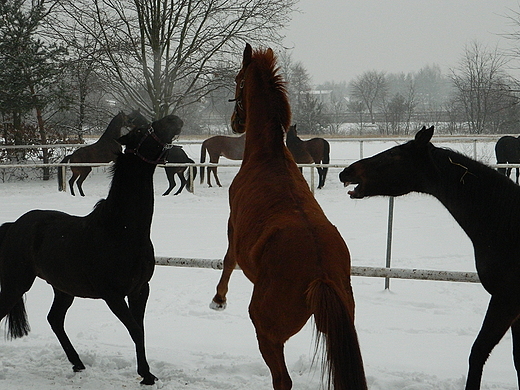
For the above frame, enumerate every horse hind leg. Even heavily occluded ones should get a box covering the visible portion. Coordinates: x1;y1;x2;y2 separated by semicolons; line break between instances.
68;171;79;196
316;167;325;189
465;295;520;390
511;319;520;387
162;168;176;196
248;283;309;390
75;168;91;197
256;333;292;390
209;166;223;187
47;289;85;372
173;172;187;195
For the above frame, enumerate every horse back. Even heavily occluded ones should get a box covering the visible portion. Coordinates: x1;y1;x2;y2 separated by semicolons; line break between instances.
70;140;121;163
1;209;154;298
229;157;350;284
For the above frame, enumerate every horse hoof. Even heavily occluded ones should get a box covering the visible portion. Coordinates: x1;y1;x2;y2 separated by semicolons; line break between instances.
209;300;227;311
73;363;86;372
140;373;158;385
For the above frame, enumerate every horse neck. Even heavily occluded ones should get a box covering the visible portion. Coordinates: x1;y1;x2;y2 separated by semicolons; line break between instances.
99;116;124;141
242;76;289;160
100;154;156;232
426;147;520;241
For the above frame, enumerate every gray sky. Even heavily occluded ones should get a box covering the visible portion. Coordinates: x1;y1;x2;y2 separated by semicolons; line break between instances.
282;0;520;85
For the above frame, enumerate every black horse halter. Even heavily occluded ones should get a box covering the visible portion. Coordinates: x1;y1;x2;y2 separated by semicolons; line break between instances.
229;78;246;127
125;125;170;164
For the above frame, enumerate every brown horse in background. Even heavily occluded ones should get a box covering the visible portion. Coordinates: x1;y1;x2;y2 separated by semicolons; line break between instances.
199;133;245;187
58;110;149;196
286;124;330;189
210;44;366;390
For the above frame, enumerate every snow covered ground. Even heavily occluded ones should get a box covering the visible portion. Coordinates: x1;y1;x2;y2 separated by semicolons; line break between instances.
0;138;516;389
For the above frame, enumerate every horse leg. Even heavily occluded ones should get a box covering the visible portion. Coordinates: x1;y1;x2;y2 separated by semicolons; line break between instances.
76;168;91;197
465;295;520;390
173;171;187;195
210;250;236;310
316;167;324;189
47;288;85;372
511;319;520;387
104;294;157;385
256;333;292;390
68;171;79;196
162;168;176;196
208;166;222;187
127;283;150;331
248;282;309;390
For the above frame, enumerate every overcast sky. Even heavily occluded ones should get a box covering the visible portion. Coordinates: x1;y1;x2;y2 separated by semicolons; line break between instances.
282;0;520;85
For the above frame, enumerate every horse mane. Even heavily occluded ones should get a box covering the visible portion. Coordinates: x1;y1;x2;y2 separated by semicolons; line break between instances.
430;145;520;211
249;48;291;132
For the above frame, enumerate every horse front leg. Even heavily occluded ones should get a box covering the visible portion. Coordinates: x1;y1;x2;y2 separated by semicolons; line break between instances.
465;295;520;390
210;250;236;311
47;288;85;372
104;295;157;385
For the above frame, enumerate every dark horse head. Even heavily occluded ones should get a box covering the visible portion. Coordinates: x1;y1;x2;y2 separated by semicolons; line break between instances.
119;114;184;164
339;126;435;198
126;109;151;130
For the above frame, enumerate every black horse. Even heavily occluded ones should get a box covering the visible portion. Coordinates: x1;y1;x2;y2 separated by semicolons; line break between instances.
162;145;197;196
495;135;520;183
58;110;149;196
0;114;183;385
339;126;520;390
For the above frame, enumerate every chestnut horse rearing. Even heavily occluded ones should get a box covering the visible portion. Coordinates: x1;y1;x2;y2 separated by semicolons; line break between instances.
210;44;367;390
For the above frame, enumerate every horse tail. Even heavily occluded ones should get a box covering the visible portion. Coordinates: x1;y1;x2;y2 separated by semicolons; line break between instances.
200;141;207;184
322;140;330;181
0;223;30;340
57;154;72;191
307;279;367;390
6;298;30;339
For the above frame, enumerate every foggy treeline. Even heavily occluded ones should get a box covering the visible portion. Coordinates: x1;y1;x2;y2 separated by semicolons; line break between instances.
2;0;520;158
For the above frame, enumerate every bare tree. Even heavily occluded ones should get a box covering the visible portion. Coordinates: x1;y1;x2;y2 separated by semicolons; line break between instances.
349;70;387;124
53;0;297;120
451;41;513;134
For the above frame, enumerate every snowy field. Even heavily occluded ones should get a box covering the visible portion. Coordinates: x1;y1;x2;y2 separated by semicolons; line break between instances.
0;137;517;389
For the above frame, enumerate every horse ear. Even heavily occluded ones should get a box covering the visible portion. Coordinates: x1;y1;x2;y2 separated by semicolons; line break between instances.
415;125;434;147
243;43;252;67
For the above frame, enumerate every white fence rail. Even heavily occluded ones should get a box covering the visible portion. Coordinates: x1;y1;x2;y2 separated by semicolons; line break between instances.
0;138;505;287
154;256;481;284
